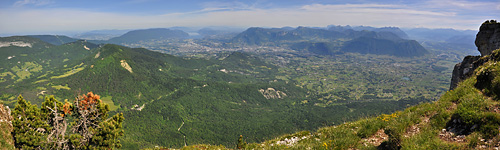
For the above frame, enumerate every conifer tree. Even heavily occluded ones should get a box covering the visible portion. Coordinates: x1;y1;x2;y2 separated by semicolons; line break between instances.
12;95;49;149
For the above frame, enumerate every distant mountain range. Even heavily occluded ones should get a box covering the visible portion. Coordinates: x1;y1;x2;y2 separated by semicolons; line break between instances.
232;26;428;57
106;28;189;44
18;25;478;57
73;29;131;40
402;28;477;54
27;35;81;45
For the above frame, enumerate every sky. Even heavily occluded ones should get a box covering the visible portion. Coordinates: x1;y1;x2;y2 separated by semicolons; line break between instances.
0;0;499;35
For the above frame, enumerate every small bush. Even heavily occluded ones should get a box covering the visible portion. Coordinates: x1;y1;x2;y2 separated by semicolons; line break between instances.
475;61;500;100
430;112;451;128
480;124;498;139
356;118;386;138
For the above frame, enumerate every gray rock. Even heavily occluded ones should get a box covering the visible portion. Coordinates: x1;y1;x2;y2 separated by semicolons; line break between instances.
476;22;500;56
449;56;481;90
450;21;500;90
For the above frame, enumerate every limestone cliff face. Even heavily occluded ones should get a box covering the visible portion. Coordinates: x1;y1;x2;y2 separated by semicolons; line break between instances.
450;56;482;89
450;20;500;90
476;22;500;56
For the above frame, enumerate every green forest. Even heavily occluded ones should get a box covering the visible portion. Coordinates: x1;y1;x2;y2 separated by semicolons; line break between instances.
0;31;470;149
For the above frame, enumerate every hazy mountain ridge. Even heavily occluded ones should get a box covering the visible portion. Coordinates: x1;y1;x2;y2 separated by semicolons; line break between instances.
232;26;428;57
18;25;476;57
403;28;478;55
107;28;190;44
26;35;81;45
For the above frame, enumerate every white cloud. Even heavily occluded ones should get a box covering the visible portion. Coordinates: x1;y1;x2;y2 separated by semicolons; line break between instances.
424;0;498;10
0;2;496;34
13;0;53;7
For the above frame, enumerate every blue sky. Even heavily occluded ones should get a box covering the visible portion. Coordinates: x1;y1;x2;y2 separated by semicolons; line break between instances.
0;0;498;35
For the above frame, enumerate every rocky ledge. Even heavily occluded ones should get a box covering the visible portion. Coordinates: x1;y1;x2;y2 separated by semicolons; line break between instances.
450;20;500;90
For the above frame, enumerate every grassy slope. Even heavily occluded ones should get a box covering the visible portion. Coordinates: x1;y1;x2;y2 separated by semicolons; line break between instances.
179;49;500;149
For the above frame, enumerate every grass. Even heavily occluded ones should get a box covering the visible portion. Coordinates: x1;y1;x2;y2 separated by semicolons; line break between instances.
0;72;14;78
34;79;49;83
0;100;16;105
100;96;120;111
51;85;71;90
51;66;85;79
8;61;43;82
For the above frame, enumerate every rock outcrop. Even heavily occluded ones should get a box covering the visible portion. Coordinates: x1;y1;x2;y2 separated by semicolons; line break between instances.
476;20;500;56
450;20;500;90
259;88;287;99
449;56;482;89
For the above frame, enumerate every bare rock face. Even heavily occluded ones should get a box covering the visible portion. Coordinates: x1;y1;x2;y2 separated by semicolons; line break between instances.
449;56;481;89
259;88;287;99
476;21;500;56
450;20;500;90
0;104;14;148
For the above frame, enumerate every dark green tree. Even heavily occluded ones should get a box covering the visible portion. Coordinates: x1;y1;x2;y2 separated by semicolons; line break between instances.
11;95;50;149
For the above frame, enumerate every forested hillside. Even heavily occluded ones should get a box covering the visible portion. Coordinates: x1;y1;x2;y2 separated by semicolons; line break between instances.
1;37;434;148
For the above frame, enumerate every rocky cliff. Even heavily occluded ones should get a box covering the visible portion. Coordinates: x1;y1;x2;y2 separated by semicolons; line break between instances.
450;20;500;90
476;20;500;56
